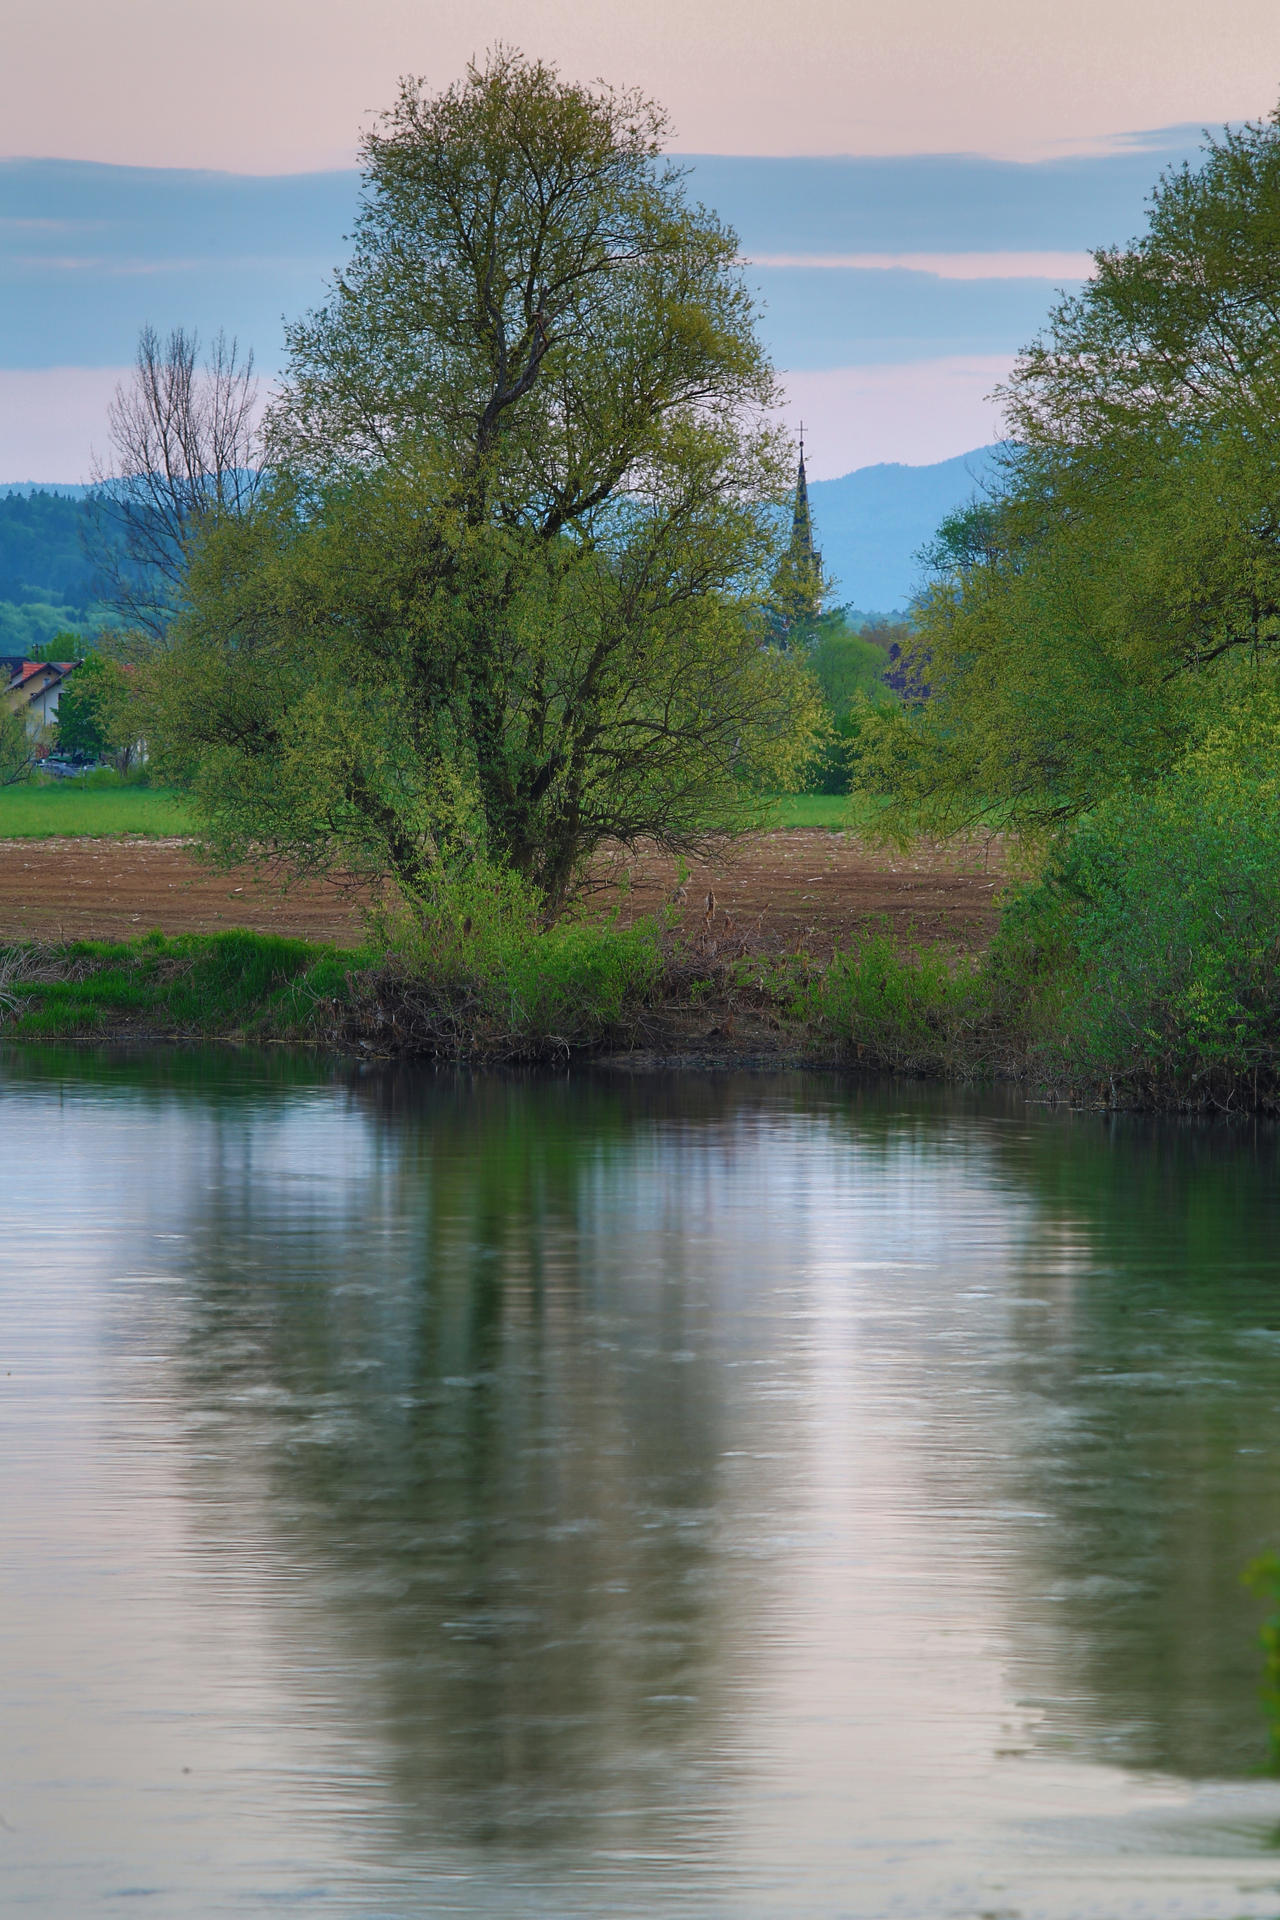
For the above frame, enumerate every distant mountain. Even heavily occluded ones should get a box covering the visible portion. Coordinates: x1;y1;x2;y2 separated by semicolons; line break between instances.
809;445;1004;612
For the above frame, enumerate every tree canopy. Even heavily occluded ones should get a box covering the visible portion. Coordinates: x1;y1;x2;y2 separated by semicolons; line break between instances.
152;50;821;908
860;109;1280;837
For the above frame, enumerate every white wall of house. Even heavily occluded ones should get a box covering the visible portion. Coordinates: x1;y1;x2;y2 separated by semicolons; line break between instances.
25;681;62;728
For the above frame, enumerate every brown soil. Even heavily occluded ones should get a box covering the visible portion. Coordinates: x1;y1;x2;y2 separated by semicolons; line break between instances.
599;830;1007;959
0;831;1007;956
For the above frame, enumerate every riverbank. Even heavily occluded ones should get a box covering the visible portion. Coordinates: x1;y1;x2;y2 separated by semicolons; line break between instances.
0;925;993;1075
4;834;1276;1112
5;923;1278;1114
0;927;817;1064
0;822;1015;1075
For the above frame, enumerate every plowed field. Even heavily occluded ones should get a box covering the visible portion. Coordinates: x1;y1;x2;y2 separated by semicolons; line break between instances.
0;831;1007;957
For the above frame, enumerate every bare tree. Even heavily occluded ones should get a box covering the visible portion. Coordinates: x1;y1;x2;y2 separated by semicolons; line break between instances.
90;326;262;641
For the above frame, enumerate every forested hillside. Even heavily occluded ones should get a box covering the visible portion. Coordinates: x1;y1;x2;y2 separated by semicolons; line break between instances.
0;490;113;651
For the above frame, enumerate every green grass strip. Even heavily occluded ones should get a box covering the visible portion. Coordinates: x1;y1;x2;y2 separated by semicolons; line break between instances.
0;784;197;838
0;929;368;1040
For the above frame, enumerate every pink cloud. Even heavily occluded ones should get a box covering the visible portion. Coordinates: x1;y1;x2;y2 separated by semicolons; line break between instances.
3;0;1279;171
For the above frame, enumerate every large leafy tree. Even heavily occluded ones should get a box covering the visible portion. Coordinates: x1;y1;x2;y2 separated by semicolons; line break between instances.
861;110;1280;836
153;50;821;905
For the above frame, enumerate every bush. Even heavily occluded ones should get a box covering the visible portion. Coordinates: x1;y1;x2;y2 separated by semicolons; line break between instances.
370;866;665;1056
801;614;898;794
992;693;1280;1107
791;929;991;1075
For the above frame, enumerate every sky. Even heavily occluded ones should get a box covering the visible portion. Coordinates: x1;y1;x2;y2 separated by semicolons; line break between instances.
3;0;1279;481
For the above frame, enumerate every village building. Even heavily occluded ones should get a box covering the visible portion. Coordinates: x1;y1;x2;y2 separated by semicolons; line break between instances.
1;656;78;735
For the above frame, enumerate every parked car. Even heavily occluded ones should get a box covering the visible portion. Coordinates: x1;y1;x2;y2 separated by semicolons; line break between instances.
41;752;103;780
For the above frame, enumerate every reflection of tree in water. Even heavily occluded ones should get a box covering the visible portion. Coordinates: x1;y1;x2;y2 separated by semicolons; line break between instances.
165;1070;808;1853
26;1041;1280;1803
984;1111;1280;1779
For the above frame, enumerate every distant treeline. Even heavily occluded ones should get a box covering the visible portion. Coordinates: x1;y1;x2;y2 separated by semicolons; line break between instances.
0;490;122;652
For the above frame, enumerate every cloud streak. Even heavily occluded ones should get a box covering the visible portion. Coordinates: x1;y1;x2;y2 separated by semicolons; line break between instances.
0;133;1211;478
747;251;1094;280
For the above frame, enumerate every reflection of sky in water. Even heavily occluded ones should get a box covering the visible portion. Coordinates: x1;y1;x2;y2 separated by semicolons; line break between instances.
4;1056;1280;1917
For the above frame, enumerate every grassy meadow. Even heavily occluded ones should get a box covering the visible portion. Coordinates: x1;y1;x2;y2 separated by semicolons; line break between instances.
0;783;854;839
0;781;196;838
759;793;856;830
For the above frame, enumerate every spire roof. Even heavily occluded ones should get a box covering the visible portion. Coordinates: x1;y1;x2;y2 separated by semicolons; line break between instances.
766;426;826;644
789;427;821;574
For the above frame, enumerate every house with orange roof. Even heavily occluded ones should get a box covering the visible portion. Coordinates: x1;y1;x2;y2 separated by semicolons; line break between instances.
0;656;79;738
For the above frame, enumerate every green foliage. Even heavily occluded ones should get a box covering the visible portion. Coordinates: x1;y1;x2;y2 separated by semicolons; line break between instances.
371;864;665;1053
989;689;1280;1106
154;473;822;904
860;110;1280;838
0;930;363;1041
269;50;777;496
54;649;141;767
55;650;107;756
798;610;897;794
27;629;90;663
1241;1552;1280;1772
806;616;892;712
155;52;823;912
916;500;1003;576
791;930;991;1076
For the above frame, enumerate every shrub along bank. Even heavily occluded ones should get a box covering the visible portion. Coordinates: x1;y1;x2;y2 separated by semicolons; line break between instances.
0;916;679;1060
0;920;983;1067
0;893;1250;1111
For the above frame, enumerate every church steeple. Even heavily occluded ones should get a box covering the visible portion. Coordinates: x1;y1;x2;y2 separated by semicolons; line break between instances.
789;428;822;578
767;426;825;644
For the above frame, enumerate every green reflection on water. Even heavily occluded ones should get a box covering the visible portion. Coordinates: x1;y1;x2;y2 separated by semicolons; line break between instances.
7;1045;1280;1813
984;1107;1280;1779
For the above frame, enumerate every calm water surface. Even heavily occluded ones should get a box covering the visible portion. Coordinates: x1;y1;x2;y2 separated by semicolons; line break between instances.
5;1050;1280;1918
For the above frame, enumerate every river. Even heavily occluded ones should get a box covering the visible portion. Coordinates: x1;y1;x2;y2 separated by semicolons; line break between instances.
4;1048;1280;1918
